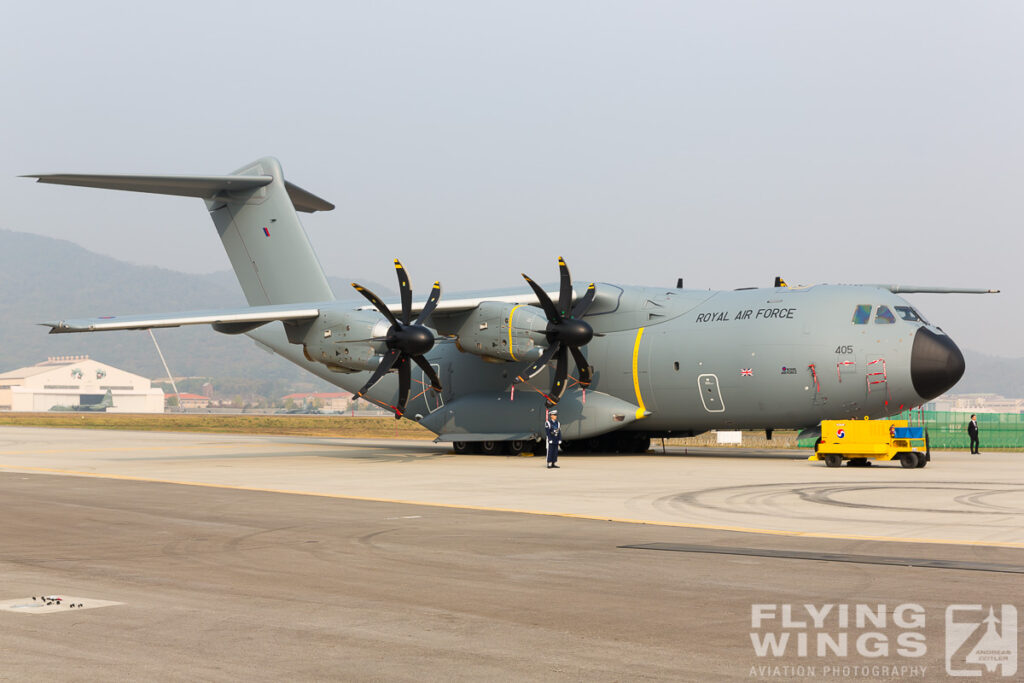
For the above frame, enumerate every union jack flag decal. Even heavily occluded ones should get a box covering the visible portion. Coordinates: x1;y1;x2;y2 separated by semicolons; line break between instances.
741;368;753;377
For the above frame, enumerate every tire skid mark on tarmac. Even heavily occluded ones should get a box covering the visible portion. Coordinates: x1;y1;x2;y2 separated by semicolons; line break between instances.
660;482;1024;527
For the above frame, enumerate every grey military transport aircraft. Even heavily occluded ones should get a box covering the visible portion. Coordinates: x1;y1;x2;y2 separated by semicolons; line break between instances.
25;157;997;455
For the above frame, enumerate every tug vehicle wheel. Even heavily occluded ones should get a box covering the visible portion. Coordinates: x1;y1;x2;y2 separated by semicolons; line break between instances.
824;454;843;468
899;452;919;469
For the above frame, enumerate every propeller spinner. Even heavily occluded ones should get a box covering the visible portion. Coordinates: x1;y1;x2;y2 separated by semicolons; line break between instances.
515;257;598;405
352;260;442;419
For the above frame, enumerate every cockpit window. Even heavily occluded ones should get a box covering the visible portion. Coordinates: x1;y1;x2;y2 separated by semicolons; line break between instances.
875;305;896;324
894;305;927;323
852;304;871;325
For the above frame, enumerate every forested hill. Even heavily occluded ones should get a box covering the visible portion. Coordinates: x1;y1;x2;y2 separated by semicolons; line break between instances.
0;229;390;385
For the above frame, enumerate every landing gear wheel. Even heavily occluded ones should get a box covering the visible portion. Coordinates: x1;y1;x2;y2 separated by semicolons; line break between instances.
508;440;527;455
532;440;546;457
453;441;470;455
824;454;843;468
899;452;919;469
480;441;501;455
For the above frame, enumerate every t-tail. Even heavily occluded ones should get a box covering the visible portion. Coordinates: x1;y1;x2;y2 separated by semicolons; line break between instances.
23;157;335;306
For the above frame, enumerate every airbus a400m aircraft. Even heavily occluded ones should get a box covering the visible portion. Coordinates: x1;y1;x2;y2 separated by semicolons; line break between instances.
27;157;996;454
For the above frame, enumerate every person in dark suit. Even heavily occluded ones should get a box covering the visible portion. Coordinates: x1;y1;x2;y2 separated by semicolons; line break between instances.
967;414;980;454
545;409;561;469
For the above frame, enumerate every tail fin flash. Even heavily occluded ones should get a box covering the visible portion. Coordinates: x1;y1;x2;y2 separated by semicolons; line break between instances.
25;157;335;306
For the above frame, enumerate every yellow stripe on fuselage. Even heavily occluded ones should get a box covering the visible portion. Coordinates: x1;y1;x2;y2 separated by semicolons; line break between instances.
507;304;524;361
632;327;646;420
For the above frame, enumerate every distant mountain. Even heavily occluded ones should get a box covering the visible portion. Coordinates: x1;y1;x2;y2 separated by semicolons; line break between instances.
0;229;391;386
957;351;1024;398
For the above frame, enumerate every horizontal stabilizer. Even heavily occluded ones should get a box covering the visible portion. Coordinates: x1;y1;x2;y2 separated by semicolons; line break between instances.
44;304;321;334
22;173;334;213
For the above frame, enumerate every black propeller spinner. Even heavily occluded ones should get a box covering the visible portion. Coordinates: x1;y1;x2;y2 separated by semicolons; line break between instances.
351;260;442;419
515;257;598;405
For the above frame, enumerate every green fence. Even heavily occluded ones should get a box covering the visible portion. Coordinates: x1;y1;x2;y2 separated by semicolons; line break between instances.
893;410;1024;449
799;411;1024;449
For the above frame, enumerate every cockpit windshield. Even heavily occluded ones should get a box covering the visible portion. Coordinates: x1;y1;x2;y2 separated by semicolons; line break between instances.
875;305;896;324
894;305;928;324
852;305;871;325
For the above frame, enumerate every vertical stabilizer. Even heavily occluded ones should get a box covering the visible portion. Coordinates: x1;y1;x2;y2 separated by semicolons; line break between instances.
25;156;336;306
208;158;334;305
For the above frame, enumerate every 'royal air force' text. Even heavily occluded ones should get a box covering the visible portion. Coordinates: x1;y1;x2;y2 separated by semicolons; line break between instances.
695;308;797;323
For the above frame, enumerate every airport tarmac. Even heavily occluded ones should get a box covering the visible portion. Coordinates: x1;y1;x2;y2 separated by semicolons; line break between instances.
1;426;1022;681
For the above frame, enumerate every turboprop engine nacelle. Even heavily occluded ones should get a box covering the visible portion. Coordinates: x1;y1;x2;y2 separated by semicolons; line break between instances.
453;301;549;363
303;310;391;373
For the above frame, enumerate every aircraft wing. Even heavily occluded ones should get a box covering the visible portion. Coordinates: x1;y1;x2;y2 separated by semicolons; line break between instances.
44;304;321;334
875;285;1000;294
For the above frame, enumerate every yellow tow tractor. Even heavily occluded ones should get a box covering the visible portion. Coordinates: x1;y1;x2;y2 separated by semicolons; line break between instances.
810;417;930;469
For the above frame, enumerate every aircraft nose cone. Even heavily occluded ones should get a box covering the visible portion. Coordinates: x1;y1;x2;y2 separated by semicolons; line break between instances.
910;327;965;401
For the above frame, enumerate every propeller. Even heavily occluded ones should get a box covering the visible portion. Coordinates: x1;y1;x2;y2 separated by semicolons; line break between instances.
351;260;442;418
515;257;598;405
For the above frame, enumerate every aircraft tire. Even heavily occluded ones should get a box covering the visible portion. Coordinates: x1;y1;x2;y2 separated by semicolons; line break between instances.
898;452;919;469
453;441;471;455
824;454;843;468
480;441;501;456
508;440;527;455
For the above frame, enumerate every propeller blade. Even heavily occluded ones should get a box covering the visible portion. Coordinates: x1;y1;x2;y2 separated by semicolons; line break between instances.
413;281;442;326
515;342;560;383
355;347;402;398
571;283;597;319
395;357;411;418
557;256;573;319
394;259;413;325
352;283;401;328
549;345;569;404
569;344;592;387
522;274;561;323
412;354;443;391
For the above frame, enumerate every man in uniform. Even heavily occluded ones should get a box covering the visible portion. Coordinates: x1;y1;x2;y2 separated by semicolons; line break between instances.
545;409;561;468
968;414;980;454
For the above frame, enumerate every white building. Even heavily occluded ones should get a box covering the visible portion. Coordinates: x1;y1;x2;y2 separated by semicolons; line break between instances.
0;356;165;413
929;393;1024;414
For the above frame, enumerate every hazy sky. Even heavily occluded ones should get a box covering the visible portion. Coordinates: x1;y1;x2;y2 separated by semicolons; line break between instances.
1;2;1020;356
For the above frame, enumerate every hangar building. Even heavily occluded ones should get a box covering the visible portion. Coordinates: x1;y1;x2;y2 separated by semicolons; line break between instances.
0;356;165;413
